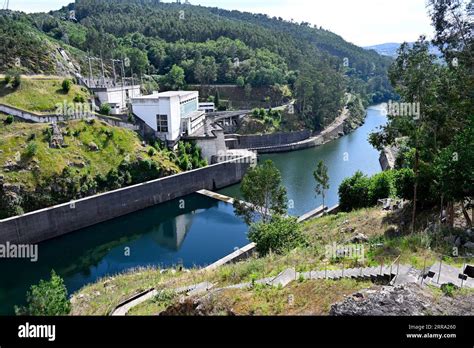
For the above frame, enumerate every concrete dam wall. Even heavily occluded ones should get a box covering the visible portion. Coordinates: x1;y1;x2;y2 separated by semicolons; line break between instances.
226;130;311;150
0;158;252;244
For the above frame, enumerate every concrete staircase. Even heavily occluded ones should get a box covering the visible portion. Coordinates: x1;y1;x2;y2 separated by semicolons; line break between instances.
112;261;474;315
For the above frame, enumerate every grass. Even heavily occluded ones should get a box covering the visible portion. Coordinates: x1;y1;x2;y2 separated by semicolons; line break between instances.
0;77;90;114
216;279;373;316
70;205;473;316
0;116;180;190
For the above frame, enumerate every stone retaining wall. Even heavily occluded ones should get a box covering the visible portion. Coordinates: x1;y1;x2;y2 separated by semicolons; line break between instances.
226;130;311;150
0;158;252;244
0;103;138;130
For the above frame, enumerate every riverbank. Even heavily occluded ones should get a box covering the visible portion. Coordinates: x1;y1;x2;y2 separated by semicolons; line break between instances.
69;205;474;316
0;156;253;244
219;105;387;216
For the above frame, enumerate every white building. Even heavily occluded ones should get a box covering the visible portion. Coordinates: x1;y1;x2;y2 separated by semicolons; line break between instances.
93;85;141;115
131;91;206;145
198;102;215;113
84;78;141;115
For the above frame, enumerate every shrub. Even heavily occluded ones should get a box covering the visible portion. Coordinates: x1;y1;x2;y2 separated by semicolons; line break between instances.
12;72;21;88
15;270;71;316
62;79;72;93
148;147;156;157
5;115;14;124
24;141;38;158
73;94;85;103
99;103;111;116
5;70;21;88
368;171;395;205
393;168;415;200
248;216;306;255
338;171;371;211
236;76;245;87
441;283;456;297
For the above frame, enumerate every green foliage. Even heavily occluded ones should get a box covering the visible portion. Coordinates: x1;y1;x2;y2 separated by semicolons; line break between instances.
236;76;245;87
174;141;207;171
392;168;415;200
15;270;71;316
73;94;85;103
99;103;111;116
161;64;186;90
368;171;395;205
338;171;371;212
234;160;287;225
369;1;473;226
4;115;14;124
11;71;22;89
62;79;72;93
4;1;395;130
248;215;306;255
441;283;456;297
434;120;474;204
24;141;38;158
313;160;330;208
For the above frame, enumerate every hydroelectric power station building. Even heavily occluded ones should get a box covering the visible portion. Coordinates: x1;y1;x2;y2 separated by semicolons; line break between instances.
131;91;207;147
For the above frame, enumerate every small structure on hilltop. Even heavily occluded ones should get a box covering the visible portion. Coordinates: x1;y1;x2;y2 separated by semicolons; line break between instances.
83;77;141;116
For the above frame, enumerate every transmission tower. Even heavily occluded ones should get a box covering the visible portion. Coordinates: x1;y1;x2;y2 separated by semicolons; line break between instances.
3;0;10;10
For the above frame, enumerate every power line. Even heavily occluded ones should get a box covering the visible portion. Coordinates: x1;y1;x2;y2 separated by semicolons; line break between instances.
3;0;10;10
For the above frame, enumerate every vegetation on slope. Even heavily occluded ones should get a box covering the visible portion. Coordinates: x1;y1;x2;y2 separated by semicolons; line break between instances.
68;204;473;316
0;116;208;218
1;0;396;132
0;77;89;113
369;0;473;230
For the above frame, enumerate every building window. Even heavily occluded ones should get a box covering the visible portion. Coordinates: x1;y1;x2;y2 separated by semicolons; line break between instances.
157;114;168;133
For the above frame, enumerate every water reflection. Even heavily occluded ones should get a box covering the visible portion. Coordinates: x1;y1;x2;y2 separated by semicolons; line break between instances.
0;194;249;314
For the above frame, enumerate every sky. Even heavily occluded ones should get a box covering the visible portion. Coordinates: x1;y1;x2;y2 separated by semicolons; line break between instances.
6;0;434;46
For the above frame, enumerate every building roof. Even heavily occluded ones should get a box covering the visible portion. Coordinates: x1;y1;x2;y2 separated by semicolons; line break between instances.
156;91;198;98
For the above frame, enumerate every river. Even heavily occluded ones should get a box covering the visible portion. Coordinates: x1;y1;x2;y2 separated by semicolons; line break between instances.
0;105;387;315
219;105;388;216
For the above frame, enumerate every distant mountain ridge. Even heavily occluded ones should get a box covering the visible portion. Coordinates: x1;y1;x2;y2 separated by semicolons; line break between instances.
364;42;442;58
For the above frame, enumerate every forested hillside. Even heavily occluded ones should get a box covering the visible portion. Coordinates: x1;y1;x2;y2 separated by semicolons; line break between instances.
0;0;396;130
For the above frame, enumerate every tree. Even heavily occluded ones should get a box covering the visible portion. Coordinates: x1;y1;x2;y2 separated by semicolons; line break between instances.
99;103;111;115
338;171;370;212
62;79;72;93
248;215;306;255
12;71;21;88
15;270;71;316
236;76;245;87
234;160;287;225
434;120;474;227
313;160;329;209
202;56;218;86
369;1;473;230
214;90;220;110
162;64;185;90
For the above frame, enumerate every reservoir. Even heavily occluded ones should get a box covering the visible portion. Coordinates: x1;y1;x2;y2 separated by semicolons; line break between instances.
219;105;388;216
0;105;387;315
0;194;249;314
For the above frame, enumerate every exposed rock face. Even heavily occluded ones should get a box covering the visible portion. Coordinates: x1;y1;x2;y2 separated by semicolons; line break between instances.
330;283;474;316
88;142;99;152
50;123;64;149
